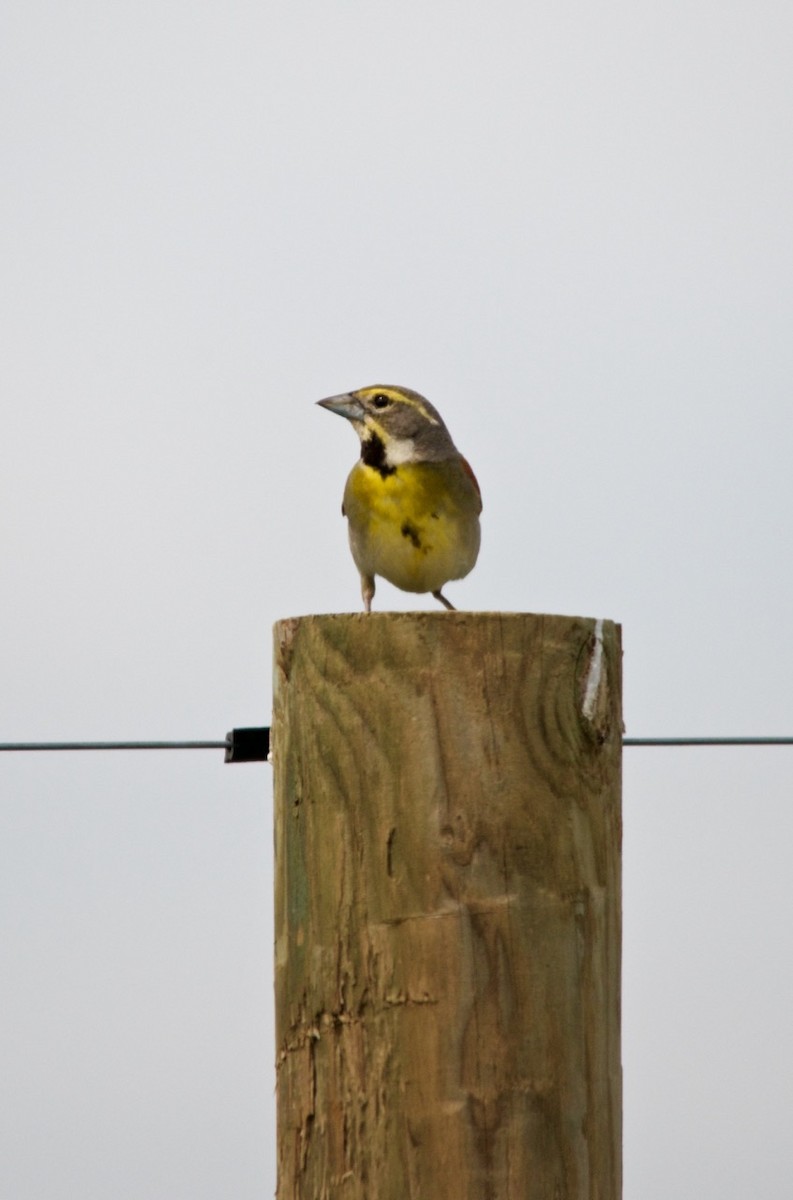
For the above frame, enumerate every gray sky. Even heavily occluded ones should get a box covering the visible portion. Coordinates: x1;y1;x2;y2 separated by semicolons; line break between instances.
1;1;792;1196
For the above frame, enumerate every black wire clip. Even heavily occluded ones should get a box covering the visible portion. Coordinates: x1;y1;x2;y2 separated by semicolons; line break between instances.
224;726;271;763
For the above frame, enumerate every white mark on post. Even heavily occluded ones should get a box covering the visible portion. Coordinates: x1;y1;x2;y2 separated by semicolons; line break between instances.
582;618;605;722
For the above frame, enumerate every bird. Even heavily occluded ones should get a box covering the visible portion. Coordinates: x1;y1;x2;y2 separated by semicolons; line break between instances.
317;385;481;612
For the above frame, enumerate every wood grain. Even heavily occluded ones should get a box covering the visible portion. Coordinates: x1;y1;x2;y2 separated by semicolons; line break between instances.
273;612;622;1199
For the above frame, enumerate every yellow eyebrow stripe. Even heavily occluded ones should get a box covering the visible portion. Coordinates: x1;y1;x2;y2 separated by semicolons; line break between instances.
401;394;439;425
357;386;440;426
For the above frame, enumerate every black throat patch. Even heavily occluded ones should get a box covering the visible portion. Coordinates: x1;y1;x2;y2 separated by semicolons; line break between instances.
361;432;396;478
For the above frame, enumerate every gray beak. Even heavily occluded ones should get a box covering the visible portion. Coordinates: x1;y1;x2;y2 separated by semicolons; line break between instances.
316;393;366;422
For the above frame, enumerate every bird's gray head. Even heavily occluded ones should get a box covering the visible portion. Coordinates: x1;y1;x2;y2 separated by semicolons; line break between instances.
316;385;459;465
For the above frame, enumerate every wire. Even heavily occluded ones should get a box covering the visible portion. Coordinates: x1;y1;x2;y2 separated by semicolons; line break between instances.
623;734;787;744
0;740;228;751
1;733;792;754
0;728;270;763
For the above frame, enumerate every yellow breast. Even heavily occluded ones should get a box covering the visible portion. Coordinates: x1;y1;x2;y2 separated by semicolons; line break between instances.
342;459;481;594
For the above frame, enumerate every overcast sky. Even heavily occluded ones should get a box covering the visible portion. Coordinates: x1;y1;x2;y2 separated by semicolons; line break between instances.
1;2;792;1196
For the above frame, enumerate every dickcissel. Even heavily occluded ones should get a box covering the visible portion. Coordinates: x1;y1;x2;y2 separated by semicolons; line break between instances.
317;385;481;611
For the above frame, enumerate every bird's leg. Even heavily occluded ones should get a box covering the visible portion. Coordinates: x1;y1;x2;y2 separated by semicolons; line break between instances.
361;574;375;613
432;589;456;611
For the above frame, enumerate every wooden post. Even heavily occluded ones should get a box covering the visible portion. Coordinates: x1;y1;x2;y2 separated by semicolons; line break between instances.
272;612;622;1200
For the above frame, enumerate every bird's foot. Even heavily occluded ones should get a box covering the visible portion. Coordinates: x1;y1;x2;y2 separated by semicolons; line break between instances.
432;590;456;611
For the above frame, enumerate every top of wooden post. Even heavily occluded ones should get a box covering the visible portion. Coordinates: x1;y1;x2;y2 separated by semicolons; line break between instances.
273;610;621;752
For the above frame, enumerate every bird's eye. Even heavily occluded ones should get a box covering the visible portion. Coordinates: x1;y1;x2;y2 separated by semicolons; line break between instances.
372;393;391;409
